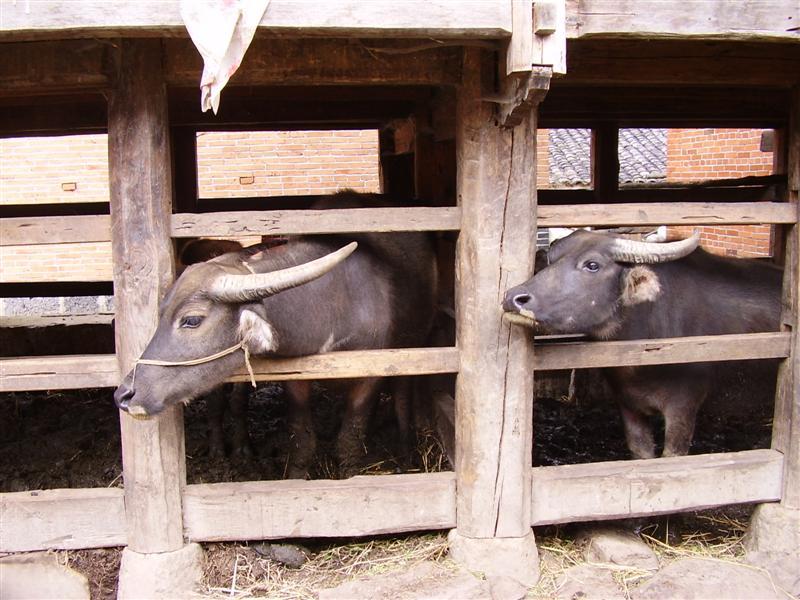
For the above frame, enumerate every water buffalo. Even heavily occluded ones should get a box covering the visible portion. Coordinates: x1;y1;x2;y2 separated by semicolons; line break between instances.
502;230;781;459
115;192;438;477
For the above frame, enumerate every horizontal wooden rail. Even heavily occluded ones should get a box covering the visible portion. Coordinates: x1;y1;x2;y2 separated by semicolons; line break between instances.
183;472;457;541
531;449;784;525
534;332;791;371
171;207;461;238
0;355;119;392
0;487;126;552
0;215;111;246
0;450;783;550
230;347;459;383
538;201;798;228
0;1;511;40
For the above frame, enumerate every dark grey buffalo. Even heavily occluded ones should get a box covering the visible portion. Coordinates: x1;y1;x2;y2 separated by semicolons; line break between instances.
115;193;438;477
502;230;781;459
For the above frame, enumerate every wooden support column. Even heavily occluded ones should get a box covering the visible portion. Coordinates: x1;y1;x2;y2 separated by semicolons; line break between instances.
108;39;186;554
449;48;539;585
746;86;800;558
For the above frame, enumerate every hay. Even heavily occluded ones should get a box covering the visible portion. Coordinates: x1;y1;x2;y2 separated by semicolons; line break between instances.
201;533;450;599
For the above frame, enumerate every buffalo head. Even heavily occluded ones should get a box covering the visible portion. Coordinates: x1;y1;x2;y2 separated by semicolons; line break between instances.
502;230;699;338
114;242;357;418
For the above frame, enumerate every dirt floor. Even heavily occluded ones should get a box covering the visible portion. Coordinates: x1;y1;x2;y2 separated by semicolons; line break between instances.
0;359;777;599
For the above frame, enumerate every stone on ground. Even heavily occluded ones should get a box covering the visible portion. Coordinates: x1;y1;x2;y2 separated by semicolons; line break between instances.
318;560;491;599
555;564;626;600
0;552;89;600
447;530;539;587
579;527;660;571
117;542;204;599
633;557;782;599
746;551;800;598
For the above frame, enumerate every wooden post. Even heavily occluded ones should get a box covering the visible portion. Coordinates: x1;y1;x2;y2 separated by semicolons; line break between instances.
449;48;539;584
747;86;800;558
772;86;800;509
108;39;186;554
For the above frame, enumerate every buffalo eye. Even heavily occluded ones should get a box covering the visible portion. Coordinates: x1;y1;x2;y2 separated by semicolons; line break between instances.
583;260;600;273
179;315;204;329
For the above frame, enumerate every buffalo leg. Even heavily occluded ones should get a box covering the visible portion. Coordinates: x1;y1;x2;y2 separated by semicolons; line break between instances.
206;387;227;459
337;377;382;478
228;383;252;459
619;405;657;459
285;380;315;479
661;388;705;457
392;376;413;471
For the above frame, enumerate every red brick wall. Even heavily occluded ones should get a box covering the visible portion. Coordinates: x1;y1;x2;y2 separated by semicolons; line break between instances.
666;129;773;257
1;130;379;283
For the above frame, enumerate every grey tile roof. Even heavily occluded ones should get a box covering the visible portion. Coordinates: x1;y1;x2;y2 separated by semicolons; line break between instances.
548;128;667;187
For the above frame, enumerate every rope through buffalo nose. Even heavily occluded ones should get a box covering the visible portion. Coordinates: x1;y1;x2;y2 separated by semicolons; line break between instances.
130;341;257;390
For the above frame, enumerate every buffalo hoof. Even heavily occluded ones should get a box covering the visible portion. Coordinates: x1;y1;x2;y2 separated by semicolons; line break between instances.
229;441;253;462
285;464;311;480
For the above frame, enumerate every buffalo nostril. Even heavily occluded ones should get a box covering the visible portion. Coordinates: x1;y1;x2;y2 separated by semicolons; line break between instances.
513;293;532;309
114;385;134;411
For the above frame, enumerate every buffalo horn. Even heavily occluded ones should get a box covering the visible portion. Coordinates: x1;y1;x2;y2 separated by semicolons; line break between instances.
610;232;700;264
208;242;358;302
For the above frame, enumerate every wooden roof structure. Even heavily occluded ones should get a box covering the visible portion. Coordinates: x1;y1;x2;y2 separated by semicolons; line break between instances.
1;0;799;593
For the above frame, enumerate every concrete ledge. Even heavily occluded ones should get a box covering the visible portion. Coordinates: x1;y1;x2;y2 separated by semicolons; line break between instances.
117;543;204;600
447;529;540;587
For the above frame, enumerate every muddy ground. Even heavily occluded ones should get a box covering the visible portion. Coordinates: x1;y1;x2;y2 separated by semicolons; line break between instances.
0;361;776;599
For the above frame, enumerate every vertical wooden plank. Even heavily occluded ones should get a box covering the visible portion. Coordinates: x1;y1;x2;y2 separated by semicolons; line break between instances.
507;0;533;75
108;39;186;553
772;86;800;509
454;48;537;538
592;124;619;203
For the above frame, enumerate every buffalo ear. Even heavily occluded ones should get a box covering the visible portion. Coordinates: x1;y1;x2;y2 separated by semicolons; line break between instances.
237;308;278;354
621;266;661;306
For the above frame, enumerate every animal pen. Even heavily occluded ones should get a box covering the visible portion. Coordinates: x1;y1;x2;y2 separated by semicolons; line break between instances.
1;0;799;590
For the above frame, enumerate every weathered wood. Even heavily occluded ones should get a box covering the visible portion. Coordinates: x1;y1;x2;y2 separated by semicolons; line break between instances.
534;332;791;372
507;0;533;75
0;488;126;552
454;48;537;538
592;125;619;202
531;449;784;525
183;473;456;542
0;215;111;246
171;207;461;238
772;86;800;509
533;0;566;73
166;38;465;88
108;39;185;555
538;202;798;228
565;0;800;41
564;39;800;87
228;347;459;384
0;40;111;95
0;355;119;392
0;0;510;41
540;86;791;127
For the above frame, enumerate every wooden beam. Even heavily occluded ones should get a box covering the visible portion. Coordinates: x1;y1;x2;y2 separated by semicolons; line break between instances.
563;39;800;87
0;40;111;95
540;86;791;127
538;201;798;228
0;355;119;392
0;1;511;41
171;207;461;238
506;0;534;75
0;488;126;552
565;0;800;41
183;472;456;541
0;215;111;246
534;332;792;372
454;48;537;538
227;347;459;383
531;449;784;525
108;39;185;555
